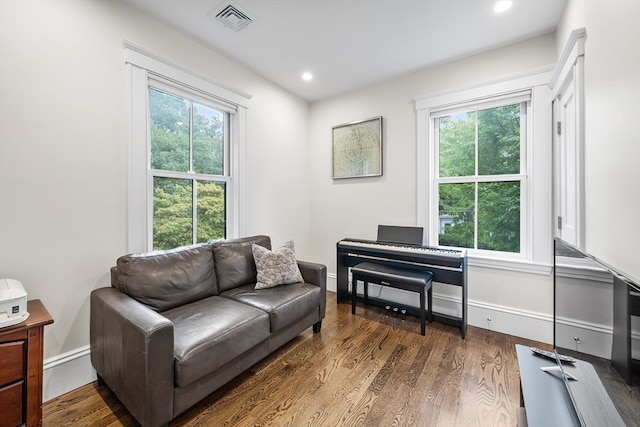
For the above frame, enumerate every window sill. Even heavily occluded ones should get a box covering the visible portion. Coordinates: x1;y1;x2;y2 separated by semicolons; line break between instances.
555;256;613;283
468;254;551;276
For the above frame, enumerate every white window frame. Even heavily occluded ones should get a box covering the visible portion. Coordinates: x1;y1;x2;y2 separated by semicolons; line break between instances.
124;41;251;252
415;70;553;273
433;94;529;257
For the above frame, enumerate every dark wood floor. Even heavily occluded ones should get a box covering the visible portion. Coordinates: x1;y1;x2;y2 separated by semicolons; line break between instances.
42;292;637;426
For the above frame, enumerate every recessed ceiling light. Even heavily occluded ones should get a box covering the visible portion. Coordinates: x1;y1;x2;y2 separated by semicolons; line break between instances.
494;0;512;13
302;72;313;81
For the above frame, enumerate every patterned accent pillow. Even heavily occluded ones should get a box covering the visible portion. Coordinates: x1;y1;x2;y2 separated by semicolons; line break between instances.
252;241;304;289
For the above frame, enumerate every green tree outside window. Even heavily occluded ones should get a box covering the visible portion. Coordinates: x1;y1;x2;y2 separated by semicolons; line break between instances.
438;104;522;253
149;88;227;250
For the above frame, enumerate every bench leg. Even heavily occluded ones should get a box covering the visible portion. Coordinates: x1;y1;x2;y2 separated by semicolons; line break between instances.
427;286;433;323
364;280;369;306
351;276;370;314
420;288;426;336
352;277;357;314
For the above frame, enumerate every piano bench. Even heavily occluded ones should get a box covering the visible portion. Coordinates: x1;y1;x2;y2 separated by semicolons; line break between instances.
350;262;433;335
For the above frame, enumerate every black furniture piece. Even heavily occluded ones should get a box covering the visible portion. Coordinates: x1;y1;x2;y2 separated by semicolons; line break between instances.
612;272;640;385
336;230;467;337
351;262;433;335
515;344;625;427
376;224;424;245
554;238;640;385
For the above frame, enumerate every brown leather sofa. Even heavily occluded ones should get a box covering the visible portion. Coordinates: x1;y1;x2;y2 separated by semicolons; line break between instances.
90;235;326;427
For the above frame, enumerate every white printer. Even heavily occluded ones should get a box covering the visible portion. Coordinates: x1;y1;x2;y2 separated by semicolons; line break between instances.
0;278;29;328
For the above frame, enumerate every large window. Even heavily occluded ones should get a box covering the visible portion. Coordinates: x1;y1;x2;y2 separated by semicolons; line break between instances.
436;102;525;253
416;72;553;269
149;86;229;249
125;43;249;252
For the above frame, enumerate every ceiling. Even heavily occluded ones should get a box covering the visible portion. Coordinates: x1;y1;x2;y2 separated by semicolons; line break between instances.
121;0;566;102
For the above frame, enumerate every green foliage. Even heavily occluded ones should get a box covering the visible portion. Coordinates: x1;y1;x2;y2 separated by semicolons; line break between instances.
150;89;190;172
478;105;520;175
438;104;522;253
150;89;225;175
195;181;226;243
439;183;475;248
477;181;520;252
192;104;225;175
149;88;227;250
153;178;193;249
439;113;475;177
153;179;226;250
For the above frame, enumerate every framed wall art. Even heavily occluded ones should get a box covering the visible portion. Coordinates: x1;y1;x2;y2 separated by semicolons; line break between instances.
332;116;382;179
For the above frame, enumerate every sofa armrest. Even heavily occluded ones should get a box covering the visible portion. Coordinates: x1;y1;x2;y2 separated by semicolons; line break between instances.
90;287;175;427
297;260;327;319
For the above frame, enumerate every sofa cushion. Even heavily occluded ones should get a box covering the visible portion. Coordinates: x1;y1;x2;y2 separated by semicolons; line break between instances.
252;241;304;289
162;296;270;388
115;243;217;312
212;235;271;292
221;283;321;333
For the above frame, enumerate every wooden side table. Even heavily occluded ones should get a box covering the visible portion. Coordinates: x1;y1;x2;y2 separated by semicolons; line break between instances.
0;300;53;427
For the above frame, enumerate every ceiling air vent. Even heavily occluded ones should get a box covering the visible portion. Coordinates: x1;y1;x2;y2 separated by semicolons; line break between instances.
214;2;253;32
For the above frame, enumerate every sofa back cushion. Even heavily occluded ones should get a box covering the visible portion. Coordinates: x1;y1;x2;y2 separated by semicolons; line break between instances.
115;243;218;311
212;235;271;292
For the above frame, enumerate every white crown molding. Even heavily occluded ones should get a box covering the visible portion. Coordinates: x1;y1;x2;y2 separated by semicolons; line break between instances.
122;39;253;106
548;27;586;91
414;65;554;109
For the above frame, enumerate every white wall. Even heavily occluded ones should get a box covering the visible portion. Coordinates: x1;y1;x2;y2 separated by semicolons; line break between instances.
0;0;310;399
556;0;640;283
308;35;558;341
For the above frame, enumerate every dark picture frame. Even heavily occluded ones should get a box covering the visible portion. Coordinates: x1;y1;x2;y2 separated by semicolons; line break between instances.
332;116;382;179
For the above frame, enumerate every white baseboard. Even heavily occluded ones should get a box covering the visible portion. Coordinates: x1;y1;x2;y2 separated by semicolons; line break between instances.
467;299;553;343
556;318;640;360
43;345;96;402
376;283;554;343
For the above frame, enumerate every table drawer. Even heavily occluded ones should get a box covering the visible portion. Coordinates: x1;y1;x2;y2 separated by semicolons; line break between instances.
0;380;25;427
0;340;26;386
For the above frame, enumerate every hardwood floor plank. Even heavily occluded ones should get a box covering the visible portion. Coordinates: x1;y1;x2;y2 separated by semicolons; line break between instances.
45;291;636;427
362;337;424;426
